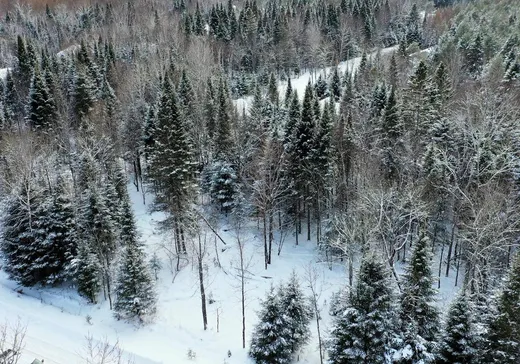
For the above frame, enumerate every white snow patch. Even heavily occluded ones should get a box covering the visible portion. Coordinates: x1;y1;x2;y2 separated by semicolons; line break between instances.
0;68;11;80
57;44;80;58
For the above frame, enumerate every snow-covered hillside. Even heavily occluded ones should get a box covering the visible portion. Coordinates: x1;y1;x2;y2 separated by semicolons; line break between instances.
234;45;399;115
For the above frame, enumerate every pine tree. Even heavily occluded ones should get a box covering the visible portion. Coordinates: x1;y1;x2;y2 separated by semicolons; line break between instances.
249;286;292;364
328;253;397;364
279;272;312;355
314;74;328;99
405;4;421;45
27;67;57;130
209;161;238;213
31;179;77;285
114;194;156;321
1;185;41;286
215;79;233;160
147;77;197;242
330;67;341;101
76;241;101;303
74;69;96;122
465;34;484;76
267;73;279;106
436;292;478;364
484;253;520;363
284;78;293;108
380;86;401;185
395;232;439;363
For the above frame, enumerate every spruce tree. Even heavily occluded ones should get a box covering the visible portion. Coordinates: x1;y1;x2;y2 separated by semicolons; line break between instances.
31;179;77;285
380;86;401;185
279;272;312;355
27;67;57;130
267;72;279;106
284;78;292;108
328;253;397;364
1;185;40;286
484;253;520;363
395;232;439;363
436;292;478;364
465;34;484;76
114;195;157;321
74;69;96;122
215;79;233;160
209;161;238;213
76;241;101;303
249;286;292;364
330;67;341;101
147;77;197;238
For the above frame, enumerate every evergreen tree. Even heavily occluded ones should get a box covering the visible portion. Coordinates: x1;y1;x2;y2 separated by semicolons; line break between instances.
1;185;41;286
249;286;292;364
27;67;57;130
74;69;96;122
484;253;520;363
76;241;101;303
330;67;341;101
284;78;292;108
405;4;421;45
215;79;233;160
267;73;279;106
465;34;484;76
279;272;312;355
147;77;197;240
209;161;238;213
314;74;328;99
328;253;397;364
395;232;439;363
436;292;478;364
31;179;77;285
114;195;157;321
380;86;402;185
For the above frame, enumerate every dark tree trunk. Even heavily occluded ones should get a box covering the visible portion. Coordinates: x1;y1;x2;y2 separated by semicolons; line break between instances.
198;236;208;330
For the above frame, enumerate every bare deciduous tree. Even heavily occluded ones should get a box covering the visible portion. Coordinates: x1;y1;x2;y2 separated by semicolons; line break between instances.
0;319;26;364
81;335;134;364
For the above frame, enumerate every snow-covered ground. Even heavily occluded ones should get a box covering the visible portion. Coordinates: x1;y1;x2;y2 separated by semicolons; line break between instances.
0;68;11;80
233;45;399;115
0;180;462;364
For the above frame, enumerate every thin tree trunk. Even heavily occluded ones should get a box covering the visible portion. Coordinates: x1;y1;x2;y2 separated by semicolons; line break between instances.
315;307;323;364
239;242;246;349
198;235;207;330
348;252;353;287
268;211;273;265
263;211;268;270
307;198;311;241
455;241;461;287
295;200;299;246
445;217;456;277
438;241;445;289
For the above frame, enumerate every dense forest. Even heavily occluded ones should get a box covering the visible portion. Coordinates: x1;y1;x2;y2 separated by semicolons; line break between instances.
0;0;519;362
